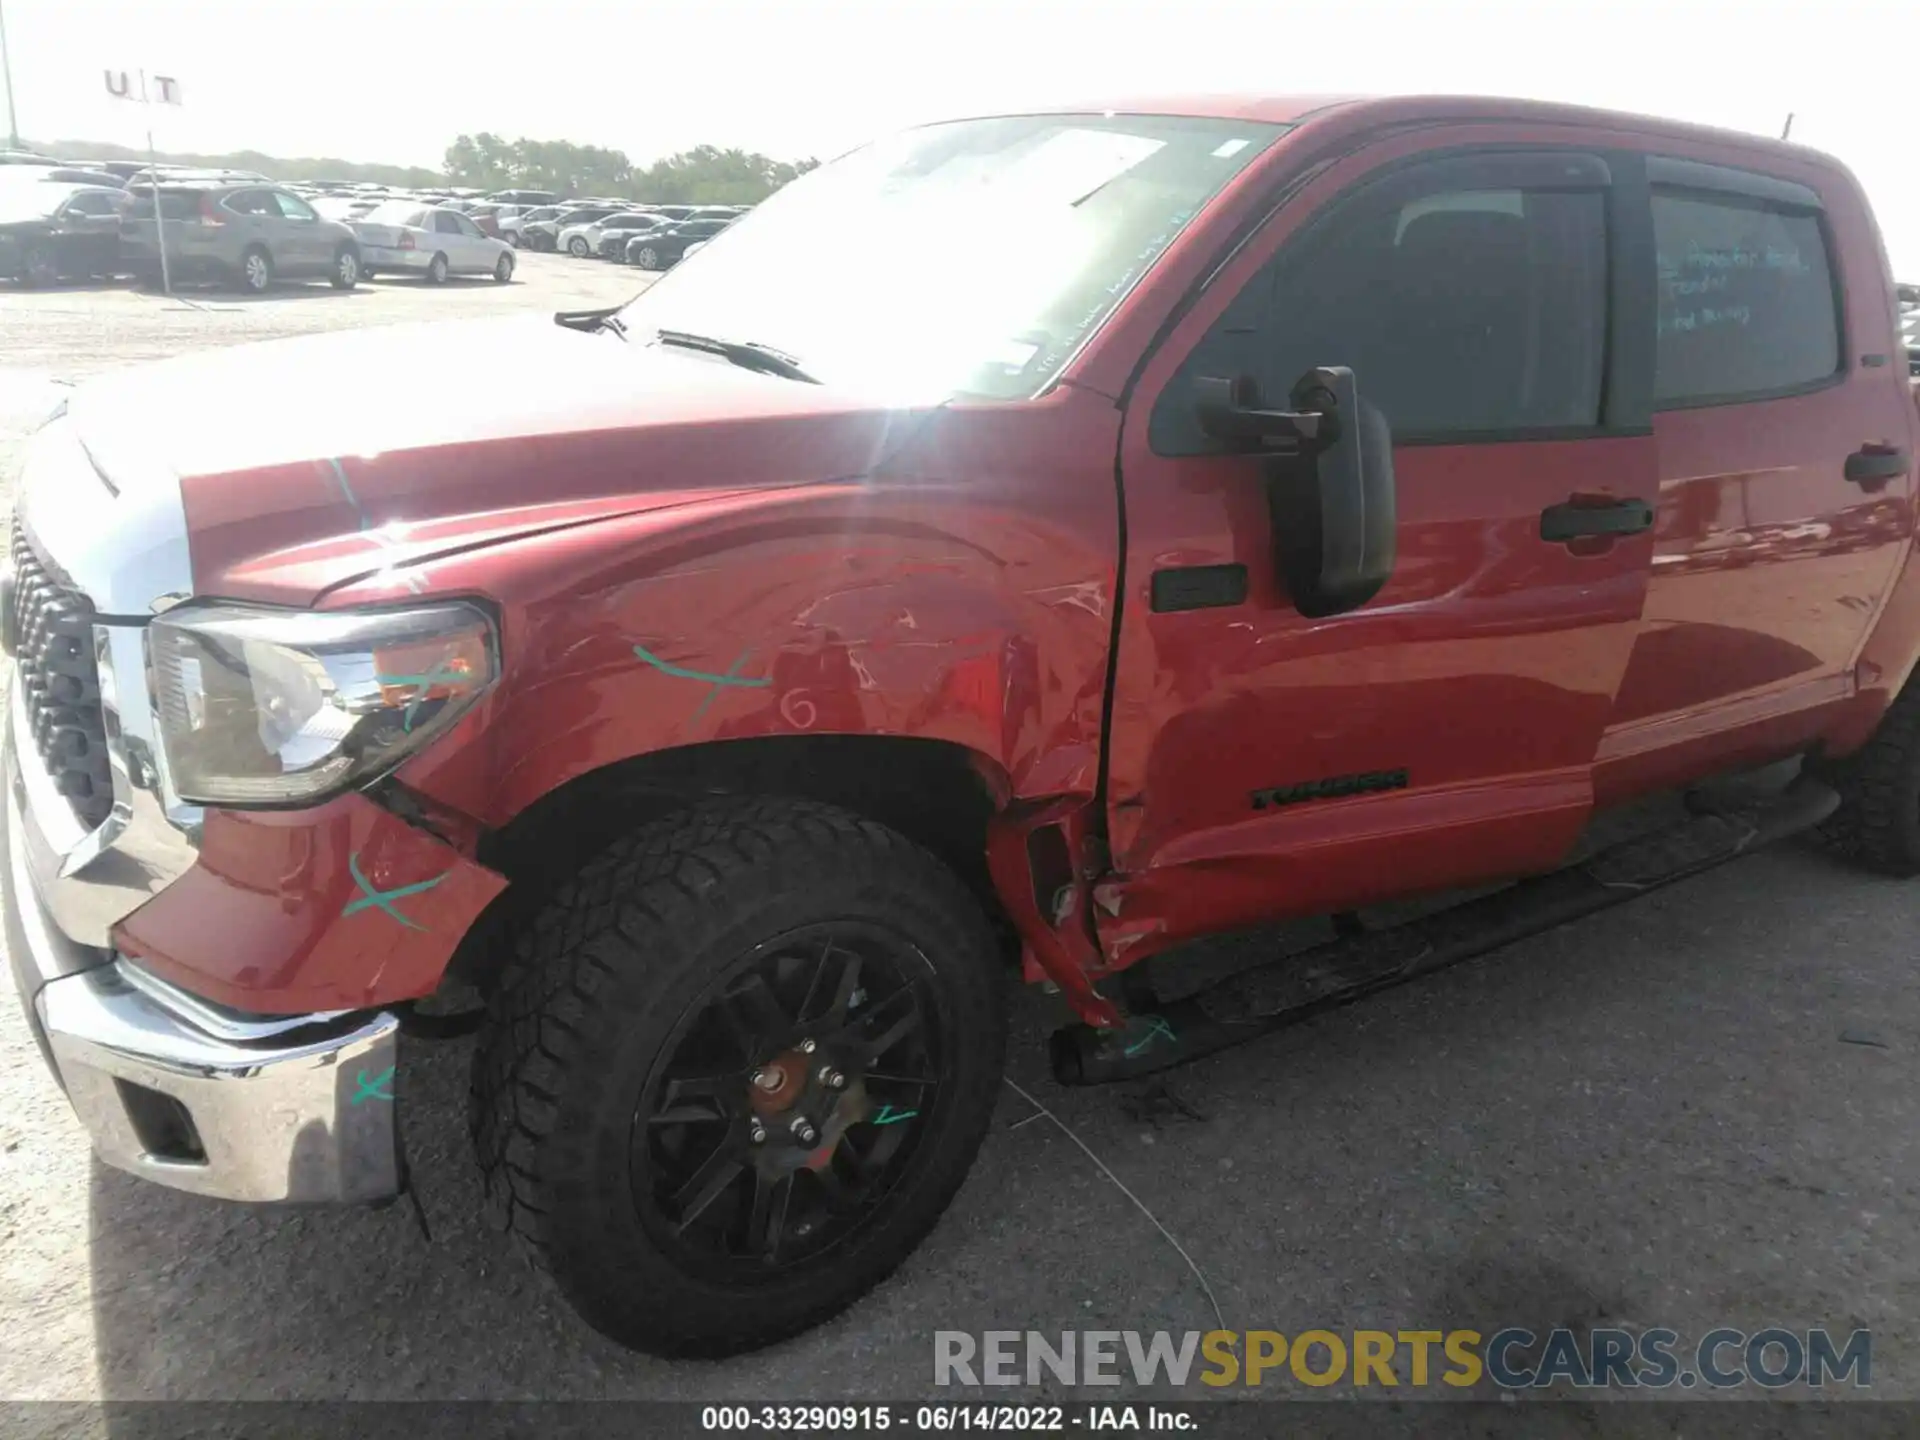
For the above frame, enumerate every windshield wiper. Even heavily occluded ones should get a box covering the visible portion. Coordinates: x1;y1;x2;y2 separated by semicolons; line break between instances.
654;329;817;384
554;305;627;339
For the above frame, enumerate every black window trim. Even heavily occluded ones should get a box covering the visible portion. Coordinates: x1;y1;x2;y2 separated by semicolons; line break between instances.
1645;156;1821;210
1148;142;1649;457
1646;160;1847;415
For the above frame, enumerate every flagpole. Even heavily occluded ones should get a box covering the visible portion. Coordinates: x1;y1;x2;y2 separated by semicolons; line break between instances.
0;0;22;150
140;70;174;297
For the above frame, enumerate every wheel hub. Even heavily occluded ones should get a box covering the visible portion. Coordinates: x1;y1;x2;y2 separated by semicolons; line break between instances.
748;1048;811;1114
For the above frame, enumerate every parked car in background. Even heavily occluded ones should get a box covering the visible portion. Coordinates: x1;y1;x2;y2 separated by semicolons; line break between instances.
625;215;731;270
464;204;509;239
485;188;559;207
0;150;61;166
593;211;670;257
0;183;125;285
13;167;127;189
523;206;598;251
351;203;515;284
119;182;362;292
490;204;540;236
555;207;640;257
500;205;562;248
312;195;383;223
125;167;269;190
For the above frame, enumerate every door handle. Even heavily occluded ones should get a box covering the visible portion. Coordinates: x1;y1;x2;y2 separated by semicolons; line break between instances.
1540;496;1654;544
1844;445;1908;489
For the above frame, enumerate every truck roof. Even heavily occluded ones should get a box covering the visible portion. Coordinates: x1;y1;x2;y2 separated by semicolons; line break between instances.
1007;93;1840;170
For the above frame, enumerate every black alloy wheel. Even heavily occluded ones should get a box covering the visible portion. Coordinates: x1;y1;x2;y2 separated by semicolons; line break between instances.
635;920;945;1277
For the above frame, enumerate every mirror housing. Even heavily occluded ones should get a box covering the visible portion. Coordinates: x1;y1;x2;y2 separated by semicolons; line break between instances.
1195;366;1396;618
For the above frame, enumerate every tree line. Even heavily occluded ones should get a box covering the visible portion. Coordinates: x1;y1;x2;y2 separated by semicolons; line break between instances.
31;135;821;204
443;135;820;204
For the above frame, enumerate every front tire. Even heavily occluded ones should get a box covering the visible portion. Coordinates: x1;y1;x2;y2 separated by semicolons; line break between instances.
330;246;360;289
493;252;514;284
567;236;590;258
633;245;660;270
471;797;1005;1357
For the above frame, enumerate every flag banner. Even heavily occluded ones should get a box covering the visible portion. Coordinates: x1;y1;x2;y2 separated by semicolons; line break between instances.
102;70;181;104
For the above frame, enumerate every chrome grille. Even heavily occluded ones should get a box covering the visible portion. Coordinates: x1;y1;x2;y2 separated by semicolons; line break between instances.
10;515;113;831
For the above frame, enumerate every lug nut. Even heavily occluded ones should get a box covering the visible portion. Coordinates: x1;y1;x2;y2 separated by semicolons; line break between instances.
749;1122;766;1144
819;1067;845;1090
752;1067;781;1092
790;1116;817;1145
799;1038;817;1054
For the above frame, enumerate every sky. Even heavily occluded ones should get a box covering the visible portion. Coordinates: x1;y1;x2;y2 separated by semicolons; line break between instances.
2;0;1916;274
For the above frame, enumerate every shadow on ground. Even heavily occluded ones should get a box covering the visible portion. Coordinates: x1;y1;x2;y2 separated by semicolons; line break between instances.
81;843;1920;1409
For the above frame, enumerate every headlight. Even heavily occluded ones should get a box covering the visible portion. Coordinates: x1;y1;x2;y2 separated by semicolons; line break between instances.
150;601;497;807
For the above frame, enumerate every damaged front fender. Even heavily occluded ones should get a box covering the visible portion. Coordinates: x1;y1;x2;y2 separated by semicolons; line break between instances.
111;791;507;1016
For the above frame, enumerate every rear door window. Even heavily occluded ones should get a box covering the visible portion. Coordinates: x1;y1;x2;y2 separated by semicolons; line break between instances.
225;189;277;216
272;192;319;221
432;210;463;234
1650;191;1840;406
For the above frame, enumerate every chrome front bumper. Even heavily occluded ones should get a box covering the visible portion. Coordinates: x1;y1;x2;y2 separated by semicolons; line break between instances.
3;418;402;1205
37;963;400;1203
4;732;404;1204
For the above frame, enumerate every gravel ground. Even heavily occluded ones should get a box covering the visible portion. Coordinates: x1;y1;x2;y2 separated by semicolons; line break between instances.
1;260;1917;1413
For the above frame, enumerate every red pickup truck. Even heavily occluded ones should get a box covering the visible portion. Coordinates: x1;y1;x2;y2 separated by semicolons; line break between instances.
5;94;1916;1357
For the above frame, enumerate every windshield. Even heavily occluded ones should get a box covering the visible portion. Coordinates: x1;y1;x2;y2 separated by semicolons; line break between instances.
617;113;1284;402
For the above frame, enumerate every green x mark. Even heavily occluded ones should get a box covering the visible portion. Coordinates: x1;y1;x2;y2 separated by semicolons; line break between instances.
342;852;445;931
871;1104;919;1126
1122;1015;1178;1057
351;1066;395;1105
631;643;771;725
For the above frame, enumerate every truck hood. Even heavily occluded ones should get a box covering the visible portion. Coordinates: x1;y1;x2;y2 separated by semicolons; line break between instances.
55;314;907;605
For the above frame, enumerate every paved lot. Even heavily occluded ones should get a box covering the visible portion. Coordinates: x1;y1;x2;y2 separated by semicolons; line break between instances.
1;260;1918;1411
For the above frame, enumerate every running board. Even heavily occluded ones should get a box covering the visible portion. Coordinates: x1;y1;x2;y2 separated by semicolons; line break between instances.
1049;778;1839;1085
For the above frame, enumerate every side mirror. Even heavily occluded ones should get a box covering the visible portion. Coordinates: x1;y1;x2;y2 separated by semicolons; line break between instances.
1194;366;1396;618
